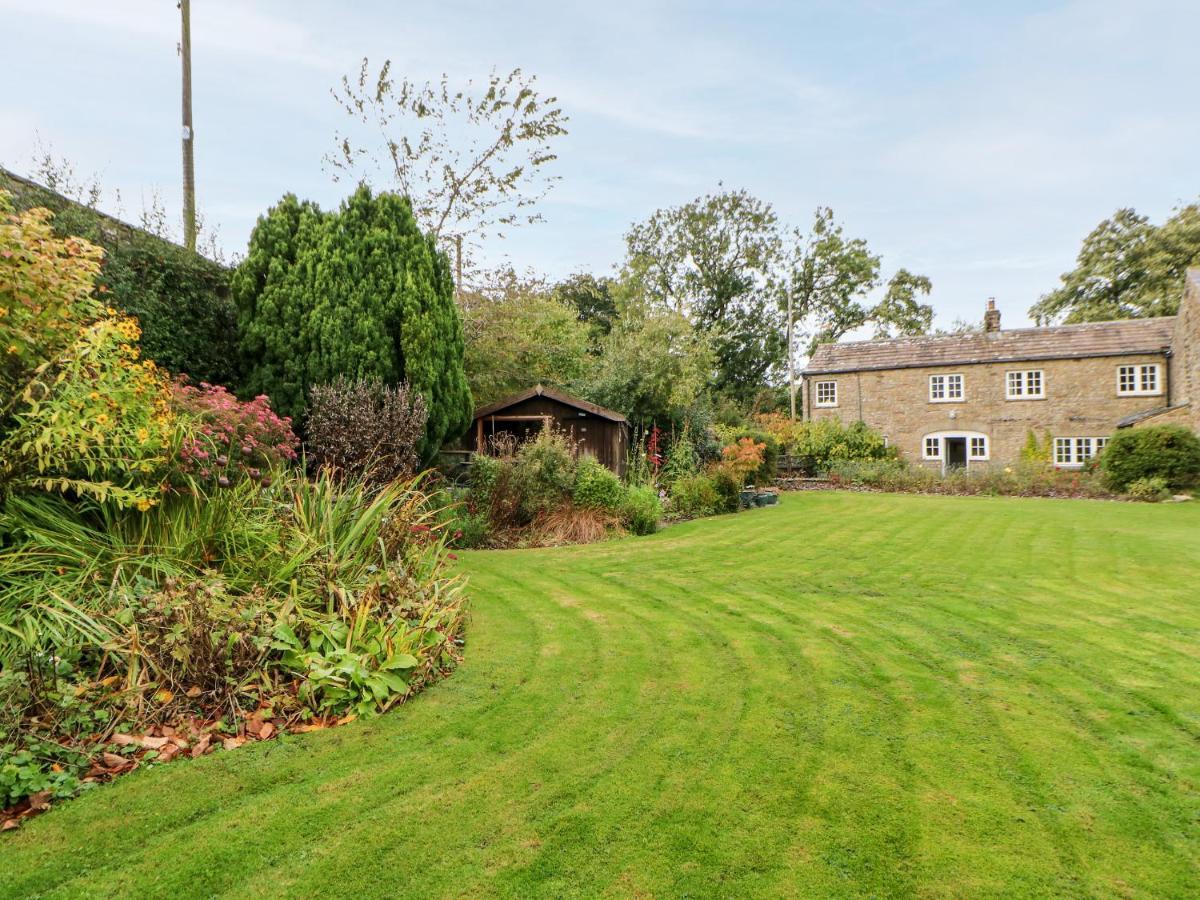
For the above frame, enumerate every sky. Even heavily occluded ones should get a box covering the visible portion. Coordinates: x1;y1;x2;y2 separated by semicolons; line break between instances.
3;0;1199;330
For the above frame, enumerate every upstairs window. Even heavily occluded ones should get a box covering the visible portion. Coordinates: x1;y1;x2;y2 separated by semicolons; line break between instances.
814;380;838;407
1054;437;1109;467
1117;364;1161;396
929;373;964;402
1006;369;1044;399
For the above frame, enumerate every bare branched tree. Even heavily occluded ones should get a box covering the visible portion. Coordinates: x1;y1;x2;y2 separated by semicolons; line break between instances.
325;60;568;266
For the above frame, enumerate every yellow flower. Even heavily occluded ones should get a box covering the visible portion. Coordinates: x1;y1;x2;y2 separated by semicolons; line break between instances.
0;306;8;317
89;391;100;401
96;413;109;425
5;345;16;355
137;427;150;443
135;498;154;512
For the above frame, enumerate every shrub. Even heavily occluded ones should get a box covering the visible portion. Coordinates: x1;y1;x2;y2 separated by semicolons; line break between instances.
660;433;699;486
305;376;428;488
1124;476;1171;502
513;429;577;523
720;437;767;487
787;419;893;475
172;379;298;489
572;455;626;511
622;485;662;535
1100;425;1200;491
0;196;176;509
439;490;491;549
708;466;742;513
669;474;721;519
0;469;467;810
233;187;472;461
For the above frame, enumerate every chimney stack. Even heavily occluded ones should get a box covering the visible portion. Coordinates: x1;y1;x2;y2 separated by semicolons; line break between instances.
984;298;1001;333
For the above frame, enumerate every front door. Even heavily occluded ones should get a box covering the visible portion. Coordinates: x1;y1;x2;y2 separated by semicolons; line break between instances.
945;437;967;471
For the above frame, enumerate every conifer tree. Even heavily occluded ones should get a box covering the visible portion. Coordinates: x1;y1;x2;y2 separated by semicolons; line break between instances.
233;186;472;460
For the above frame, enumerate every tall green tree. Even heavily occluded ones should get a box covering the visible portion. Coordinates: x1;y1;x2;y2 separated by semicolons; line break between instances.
872;269;935;338
624;189;784;403
233;186;472;460
553;272;618;344
574;272;714;426
459;269;592;406
1030;202;1200;323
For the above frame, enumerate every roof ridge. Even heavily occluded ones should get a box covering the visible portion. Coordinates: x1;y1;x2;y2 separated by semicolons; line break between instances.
816;314;1178;351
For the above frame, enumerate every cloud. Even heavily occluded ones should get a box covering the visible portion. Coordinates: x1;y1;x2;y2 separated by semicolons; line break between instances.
0;0;338;70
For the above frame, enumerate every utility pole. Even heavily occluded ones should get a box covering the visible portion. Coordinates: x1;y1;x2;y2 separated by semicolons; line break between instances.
455;234;463;300
179;0;196;251
787;288;797;420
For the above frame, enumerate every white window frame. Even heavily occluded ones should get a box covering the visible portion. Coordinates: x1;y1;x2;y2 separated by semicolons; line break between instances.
924;436;941;459
969;436;988;460
1117;364;1162;397
929;373;965;403
1053;436;1110;468
1005;369;1045;400
814;380;838;408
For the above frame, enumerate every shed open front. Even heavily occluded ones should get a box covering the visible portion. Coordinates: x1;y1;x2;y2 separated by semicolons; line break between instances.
470;385;629;477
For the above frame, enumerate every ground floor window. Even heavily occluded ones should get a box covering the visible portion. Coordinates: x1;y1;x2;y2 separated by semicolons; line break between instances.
1054;437;1109;467
924;436;941;458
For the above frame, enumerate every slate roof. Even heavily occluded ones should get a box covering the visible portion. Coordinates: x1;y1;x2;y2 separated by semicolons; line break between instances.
803;317;1176;375
473;384;628;423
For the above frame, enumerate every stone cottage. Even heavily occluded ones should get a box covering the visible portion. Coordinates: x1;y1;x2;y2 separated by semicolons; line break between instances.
801;268;1200;470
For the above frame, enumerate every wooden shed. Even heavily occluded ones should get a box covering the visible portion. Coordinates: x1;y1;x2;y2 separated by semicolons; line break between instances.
471;385;629;476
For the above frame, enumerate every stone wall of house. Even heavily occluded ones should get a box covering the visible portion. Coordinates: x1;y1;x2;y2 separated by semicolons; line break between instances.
803;352;1171;467
1170;268;1200;431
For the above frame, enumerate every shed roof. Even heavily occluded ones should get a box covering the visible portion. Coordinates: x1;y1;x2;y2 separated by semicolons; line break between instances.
803;317;1176;375
473;384;628;423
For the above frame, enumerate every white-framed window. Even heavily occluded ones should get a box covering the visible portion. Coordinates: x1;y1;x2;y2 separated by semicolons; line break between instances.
929;373;964;402
814;380;838;407
1117;364;1161;396
969;436;987;459
924;436;941;459
1054;437;1110;467
1006;369;1044;399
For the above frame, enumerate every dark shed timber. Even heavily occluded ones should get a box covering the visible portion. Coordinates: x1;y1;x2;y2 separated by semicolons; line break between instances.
471;385;629;476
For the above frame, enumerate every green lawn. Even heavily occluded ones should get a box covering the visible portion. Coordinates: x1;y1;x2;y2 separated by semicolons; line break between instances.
4;492;1199;898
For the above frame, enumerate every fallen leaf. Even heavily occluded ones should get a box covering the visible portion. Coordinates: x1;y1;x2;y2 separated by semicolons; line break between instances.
27;792;52;811
102;752;127;768
336;714;357;726
154;689;174;704
1;819;19;831
222;736;246;751
140;735;170;750
158;743;180;763
185;686;203;699
258;722;276;740
168;735;190;750
244;712;264;737
191;735;212;758
110;733;141;747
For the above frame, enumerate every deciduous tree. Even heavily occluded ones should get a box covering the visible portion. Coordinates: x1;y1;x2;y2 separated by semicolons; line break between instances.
624;189;783;403
326;61;568;281
1030;202;1200;323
